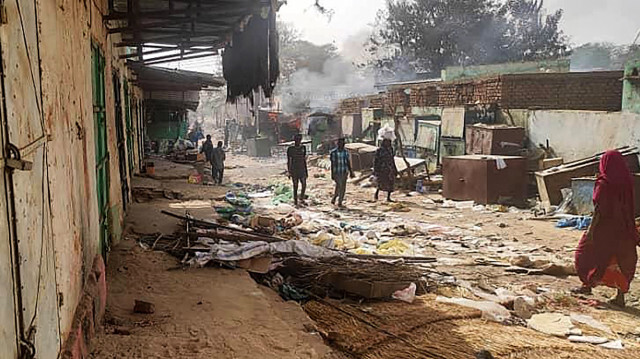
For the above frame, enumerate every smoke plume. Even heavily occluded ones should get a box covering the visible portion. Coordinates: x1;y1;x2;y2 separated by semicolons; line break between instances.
280;56;376;113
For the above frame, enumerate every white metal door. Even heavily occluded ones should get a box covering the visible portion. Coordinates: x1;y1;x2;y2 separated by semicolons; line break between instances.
0;0;61;357
0;33;20;359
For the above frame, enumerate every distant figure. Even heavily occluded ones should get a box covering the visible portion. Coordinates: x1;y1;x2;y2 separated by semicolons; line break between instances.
573;150;639;307
330;138;354;207
201;134;214;167
287;134;308;206
224;120;230;148
212;141;226;185
373;138;398;202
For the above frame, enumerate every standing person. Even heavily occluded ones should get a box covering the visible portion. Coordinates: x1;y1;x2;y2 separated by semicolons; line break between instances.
287;134;308;206
330;138;355;207
201;135;215;177
373;138;398;202
212;141;226;185
224;120;230;148
573;150;639;307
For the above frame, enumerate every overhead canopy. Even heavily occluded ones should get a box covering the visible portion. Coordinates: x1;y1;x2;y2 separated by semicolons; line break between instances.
130;64;224;110
108;0;265;65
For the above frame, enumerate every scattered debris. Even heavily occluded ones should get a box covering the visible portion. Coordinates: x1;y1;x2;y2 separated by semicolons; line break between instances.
568;335;609;344
527;313;576;337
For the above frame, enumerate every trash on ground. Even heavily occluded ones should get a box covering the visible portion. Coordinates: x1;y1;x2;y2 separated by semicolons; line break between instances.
392;282;417;303
527;313;576;337
568;335;609;344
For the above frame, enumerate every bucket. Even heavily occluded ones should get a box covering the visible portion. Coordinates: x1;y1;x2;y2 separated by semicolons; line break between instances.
146;162;155;175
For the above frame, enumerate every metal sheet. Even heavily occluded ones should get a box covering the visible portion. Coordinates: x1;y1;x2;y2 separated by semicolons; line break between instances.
440;107;465;138
439;137;466;164
416;120;440;151
397;118;415;146
341;115;354;138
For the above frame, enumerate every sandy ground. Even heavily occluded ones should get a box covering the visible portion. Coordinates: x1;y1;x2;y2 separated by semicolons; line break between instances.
91;153;640;358
90;156;341;359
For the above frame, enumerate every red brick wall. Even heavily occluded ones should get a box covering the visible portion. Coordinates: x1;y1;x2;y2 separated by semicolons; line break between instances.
337;71;624;115
500;71;623;111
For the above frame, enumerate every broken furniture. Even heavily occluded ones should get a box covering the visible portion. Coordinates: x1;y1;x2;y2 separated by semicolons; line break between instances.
443;155;527;205
465;124;525;156
535;147;640;207
345;143;377;171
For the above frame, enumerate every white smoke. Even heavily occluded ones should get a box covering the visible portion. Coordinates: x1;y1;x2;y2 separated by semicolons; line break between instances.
280;56;376;113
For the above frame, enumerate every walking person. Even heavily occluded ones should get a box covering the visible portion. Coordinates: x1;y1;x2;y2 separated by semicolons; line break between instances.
330;138;355;208
287;134;308;206
212;141;226;185
373;138;398;202
573;150;640;307
201;135;215;178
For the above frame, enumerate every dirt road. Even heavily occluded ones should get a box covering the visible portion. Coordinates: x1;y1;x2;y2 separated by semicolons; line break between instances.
91;153;640;358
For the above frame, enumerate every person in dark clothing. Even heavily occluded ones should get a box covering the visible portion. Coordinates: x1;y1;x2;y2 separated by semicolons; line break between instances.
212;141;226;184
374;138;398;202
287;134;308;206
330;138;355;207
201;134;214;164
224;120;230;148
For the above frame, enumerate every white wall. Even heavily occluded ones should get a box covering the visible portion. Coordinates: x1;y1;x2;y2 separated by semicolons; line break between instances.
528;110;640;162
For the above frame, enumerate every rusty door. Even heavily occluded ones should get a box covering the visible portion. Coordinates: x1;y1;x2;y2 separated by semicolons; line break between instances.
0;0;61;357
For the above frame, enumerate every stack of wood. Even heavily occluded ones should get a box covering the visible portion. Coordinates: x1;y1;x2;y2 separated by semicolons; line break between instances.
535;146;640;208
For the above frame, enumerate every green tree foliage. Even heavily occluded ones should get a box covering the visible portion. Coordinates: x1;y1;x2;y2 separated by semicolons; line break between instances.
278;21;338;80
370;0;569;78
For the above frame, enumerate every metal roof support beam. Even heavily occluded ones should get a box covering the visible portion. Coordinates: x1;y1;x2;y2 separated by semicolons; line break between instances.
142;51;216;65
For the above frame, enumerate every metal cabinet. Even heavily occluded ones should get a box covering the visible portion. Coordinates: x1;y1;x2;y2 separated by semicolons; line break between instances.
466;125;525;156
443;155;527;204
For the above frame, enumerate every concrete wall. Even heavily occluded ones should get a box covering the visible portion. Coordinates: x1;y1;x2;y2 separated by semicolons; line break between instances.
527;110;640;162
0;0;143;356
622;59;640;114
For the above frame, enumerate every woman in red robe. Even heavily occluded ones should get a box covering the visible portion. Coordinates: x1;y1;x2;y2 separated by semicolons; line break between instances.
574;150;639;306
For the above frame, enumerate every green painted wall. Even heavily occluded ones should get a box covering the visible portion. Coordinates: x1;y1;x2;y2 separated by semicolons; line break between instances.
147;120;187;140
411;106;443;117
622;59;640;114
442;59;570;82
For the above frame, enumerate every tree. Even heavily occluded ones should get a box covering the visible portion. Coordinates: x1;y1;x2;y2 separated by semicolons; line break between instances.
500;0;567;61
369;0;569;78
278;21;338;80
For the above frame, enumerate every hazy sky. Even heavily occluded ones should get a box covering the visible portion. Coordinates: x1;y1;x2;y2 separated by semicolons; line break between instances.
278;0;640;49
164;0;640;73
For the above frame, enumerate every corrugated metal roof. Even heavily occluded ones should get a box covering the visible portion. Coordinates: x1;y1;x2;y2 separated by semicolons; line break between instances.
108;0;265;64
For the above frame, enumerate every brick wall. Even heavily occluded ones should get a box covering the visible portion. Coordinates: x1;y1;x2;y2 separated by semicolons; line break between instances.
500;71;623;111
409;84;439;107
437;78;503;107
337;71;624;116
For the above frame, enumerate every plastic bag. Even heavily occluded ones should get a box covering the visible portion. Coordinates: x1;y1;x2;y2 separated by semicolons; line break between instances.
392;283;417;303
